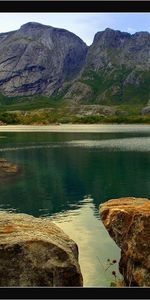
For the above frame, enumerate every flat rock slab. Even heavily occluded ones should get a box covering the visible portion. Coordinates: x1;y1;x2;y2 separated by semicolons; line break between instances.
99;197;150;286
0;211;83;286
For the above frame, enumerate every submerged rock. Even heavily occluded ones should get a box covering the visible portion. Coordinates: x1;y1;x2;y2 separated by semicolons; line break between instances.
0;211;83;286
99;197;150;286
0;158;20;178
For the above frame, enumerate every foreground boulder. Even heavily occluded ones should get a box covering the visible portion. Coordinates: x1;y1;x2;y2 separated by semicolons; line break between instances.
0;211;83;286
99;197;150;286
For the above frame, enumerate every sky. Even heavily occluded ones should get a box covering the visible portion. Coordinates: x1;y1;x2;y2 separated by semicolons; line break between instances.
0;13;150;45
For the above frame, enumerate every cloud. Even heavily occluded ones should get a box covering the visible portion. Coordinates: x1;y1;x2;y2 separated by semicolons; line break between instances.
127;27;136;34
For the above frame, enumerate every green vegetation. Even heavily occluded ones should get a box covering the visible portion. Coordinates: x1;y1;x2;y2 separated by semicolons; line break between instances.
0;107;150;125
81;67;150;105
0;90;149;125
0;94;65;112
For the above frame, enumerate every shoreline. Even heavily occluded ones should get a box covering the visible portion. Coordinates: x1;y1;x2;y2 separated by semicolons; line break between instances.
0;124;149;132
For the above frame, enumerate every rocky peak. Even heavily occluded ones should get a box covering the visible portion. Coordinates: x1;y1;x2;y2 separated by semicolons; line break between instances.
0;22;88;96
93;28;131;47
132;31;149;38
131;31;150;47
15;22;53;41
85;27;150;70
20;22;50;30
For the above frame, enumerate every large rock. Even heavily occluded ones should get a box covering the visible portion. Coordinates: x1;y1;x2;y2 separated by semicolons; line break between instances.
0;22;87;96
99;197;150;286
0;211;83;286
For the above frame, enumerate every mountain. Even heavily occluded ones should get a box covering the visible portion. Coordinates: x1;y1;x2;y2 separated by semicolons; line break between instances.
0;22;87;96
64;28;150;105
0;23;149;108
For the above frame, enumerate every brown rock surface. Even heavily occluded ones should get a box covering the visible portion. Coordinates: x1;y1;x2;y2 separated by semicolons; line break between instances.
99;197;150;286
0;211;83;286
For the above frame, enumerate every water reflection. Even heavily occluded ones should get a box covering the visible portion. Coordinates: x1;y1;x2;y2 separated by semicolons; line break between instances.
0;128;150;286
48;196;121;287
67;137;150;152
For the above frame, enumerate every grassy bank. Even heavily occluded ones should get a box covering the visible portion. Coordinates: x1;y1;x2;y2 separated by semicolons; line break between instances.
0;94;149;125
0;110;150;125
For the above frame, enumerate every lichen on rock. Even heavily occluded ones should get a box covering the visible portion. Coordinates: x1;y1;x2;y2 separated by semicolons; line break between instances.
0;211;83;286
99;197;150;286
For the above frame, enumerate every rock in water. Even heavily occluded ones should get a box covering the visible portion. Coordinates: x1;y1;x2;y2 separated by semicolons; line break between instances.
0;158;20;179
0;211;83;286
99;197;150;286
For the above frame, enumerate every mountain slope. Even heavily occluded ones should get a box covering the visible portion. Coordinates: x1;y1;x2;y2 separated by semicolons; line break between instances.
64;28;150;105
0;22;87;96
0;24;149;108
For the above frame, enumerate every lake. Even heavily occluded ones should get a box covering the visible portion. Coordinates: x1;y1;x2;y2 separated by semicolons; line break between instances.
0;124;150;287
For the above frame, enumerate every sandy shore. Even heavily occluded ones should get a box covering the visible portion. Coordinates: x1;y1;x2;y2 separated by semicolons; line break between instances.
0;124;149;132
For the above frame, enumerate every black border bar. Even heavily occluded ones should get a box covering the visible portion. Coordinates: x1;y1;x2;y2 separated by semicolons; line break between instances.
0;287;149;299
0;1;150;12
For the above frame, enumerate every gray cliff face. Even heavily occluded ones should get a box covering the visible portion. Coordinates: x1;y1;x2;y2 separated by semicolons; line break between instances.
85;28;150;70
65;28;150;104
0;22;87;96
0;24;149;103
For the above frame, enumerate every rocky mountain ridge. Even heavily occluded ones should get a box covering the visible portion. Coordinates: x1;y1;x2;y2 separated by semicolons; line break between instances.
0;22;87;96
86;27;150;70
66;27;150;105
0;22;149;107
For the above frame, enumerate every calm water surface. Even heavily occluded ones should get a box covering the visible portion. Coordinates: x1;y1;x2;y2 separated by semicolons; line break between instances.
0;125;150;286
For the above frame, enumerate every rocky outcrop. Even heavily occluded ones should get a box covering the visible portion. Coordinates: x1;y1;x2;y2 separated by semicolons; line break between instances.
64;82;93;102
68;104;117;116
141;106;150;115
0;211;83;286
0;158;20;178
99;197;150;286
0;22;87;96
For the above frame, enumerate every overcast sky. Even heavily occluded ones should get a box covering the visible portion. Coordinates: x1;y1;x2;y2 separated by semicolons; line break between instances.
0;13;150;45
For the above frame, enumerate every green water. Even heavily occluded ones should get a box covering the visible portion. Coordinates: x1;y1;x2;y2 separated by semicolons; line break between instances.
0;126;150;286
